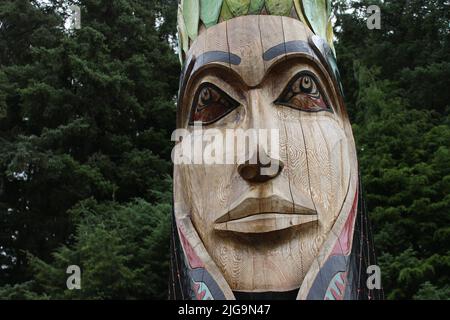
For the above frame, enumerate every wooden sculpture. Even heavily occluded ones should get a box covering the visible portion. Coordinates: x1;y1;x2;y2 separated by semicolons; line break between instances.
170;0;381;300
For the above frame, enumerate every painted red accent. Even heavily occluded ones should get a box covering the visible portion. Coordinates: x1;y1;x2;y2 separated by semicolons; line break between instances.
178;226;204;269
331;190;359;257
324;272;348;300
331;287;343;300
193;282;207;300
336;273;347;293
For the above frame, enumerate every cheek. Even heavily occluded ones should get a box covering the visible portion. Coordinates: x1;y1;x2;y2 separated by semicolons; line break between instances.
277;109;351;231
301;117;351;228
176;147;239;237
277;108;314;206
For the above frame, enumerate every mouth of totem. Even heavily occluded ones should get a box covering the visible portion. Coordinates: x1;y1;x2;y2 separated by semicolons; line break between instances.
214;195;317;234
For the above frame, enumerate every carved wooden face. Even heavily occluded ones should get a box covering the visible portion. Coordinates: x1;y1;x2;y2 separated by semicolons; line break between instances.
174;16;358;293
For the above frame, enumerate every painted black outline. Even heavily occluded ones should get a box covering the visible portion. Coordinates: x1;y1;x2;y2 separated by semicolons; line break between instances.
274;70;334;114
188;82;241;126
263;40;314;61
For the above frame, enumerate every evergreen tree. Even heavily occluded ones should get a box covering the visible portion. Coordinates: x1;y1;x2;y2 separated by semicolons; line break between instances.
335;0;450;299
1;0;448;300
0;0;178;298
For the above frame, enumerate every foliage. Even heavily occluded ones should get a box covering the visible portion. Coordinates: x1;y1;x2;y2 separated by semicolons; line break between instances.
335;0;450;300
0;196;172;299
0;0;448;300
0;0;178;299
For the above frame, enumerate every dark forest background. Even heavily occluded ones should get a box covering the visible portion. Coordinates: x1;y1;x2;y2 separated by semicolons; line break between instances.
0;0;448;300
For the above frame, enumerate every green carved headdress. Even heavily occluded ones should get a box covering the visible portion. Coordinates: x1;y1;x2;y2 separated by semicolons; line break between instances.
177;0;335;63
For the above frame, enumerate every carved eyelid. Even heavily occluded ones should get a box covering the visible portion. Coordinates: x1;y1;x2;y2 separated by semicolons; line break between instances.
188;82;240;126
275;70;333;113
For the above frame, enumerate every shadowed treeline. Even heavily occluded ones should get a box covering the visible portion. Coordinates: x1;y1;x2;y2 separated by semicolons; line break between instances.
0;0;449;300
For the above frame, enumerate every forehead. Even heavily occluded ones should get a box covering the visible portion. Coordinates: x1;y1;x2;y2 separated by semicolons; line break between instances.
185;15;314;87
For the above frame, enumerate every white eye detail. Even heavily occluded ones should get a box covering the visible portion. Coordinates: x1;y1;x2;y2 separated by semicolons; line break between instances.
190;83;240;125
275;72;332;113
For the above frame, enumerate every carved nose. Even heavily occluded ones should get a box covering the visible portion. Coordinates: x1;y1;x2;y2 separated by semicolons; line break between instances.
238;148;284;183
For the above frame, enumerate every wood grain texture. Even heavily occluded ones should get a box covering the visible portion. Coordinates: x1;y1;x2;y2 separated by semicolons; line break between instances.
227;16;265;87
259;15;285;73
175;15;359;297
178;0;337;63
204;21;230;63
282;15;310;46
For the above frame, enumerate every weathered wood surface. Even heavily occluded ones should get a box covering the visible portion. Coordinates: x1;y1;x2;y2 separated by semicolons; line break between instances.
174;15;357;295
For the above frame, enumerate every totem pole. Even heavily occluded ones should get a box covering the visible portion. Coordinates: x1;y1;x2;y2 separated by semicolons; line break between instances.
170;0;382;300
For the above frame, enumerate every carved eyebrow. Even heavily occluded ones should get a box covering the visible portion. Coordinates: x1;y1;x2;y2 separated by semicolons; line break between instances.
179;51;241;101
180;51;241;89
177;51;242;128
195;51;241;69
263;40;314;61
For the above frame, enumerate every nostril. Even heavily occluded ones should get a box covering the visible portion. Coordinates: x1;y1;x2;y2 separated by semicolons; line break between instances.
238;159;285;183
238;163;260;181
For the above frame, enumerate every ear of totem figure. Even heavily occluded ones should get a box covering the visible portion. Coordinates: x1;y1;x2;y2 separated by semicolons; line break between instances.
170;0;382;300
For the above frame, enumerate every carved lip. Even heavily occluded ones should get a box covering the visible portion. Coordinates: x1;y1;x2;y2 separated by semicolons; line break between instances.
214;196;317;234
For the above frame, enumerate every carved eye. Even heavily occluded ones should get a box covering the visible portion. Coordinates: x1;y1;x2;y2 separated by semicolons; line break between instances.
189;83;240;125
275;72;332;113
